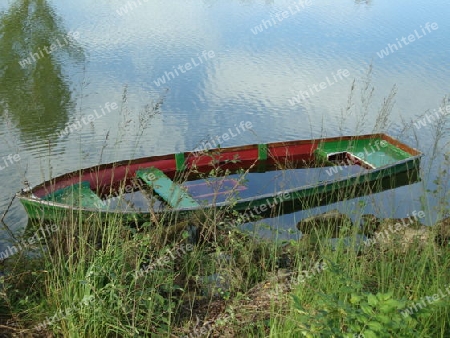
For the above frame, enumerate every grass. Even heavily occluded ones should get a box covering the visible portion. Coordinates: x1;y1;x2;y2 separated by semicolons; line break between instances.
1;75;449;337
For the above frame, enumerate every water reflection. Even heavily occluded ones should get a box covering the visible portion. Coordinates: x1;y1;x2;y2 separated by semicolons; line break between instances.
0;0;84;142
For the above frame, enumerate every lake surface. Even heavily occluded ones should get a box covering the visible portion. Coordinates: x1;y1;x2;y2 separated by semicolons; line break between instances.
1;0;449;246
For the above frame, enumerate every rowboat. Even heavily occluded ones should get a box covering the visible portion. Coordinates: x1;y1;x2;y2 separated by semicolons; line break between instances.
17;133;422;224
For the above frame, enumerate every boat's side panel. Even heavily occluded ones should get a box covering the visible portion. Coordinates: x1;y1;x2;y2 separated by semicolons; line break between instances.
316;138;414;168
230;156;422;213
32;159;178;198
267;142;317;161
381;134;421;156
42;181;106;209
185;141;316;168
18;197;152;224
186;148;260;167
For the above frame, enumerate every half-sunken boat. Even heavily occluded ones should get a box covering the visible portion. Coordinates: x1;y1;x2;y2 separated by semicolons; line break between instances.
18;133;422;223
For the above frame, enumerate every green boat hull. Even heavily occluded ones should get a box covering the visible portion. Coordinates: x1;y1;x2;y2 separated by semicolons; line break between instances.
17;134;423;224
19;156;421;224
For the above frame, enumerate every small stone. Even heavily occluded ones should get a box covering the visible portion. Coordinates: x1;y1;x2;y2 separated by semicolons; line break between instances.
361;215;429;249
432;216;450;246
360;214;380;236
297;209;352;237
361;214;423;238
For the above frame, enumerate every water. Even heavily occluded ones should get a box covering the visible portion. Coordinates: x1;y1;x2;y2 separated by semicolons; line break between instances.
1;0;449;246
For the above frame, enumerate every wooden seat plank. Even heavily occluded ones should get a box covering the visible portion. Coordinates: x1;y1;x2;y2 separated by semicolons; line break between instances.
136;168;200;209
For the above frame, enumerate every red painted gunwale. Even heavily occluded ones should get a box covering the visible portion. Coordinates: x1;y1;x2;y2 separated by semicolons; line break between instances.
28;133;421;199
31;141;318;198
